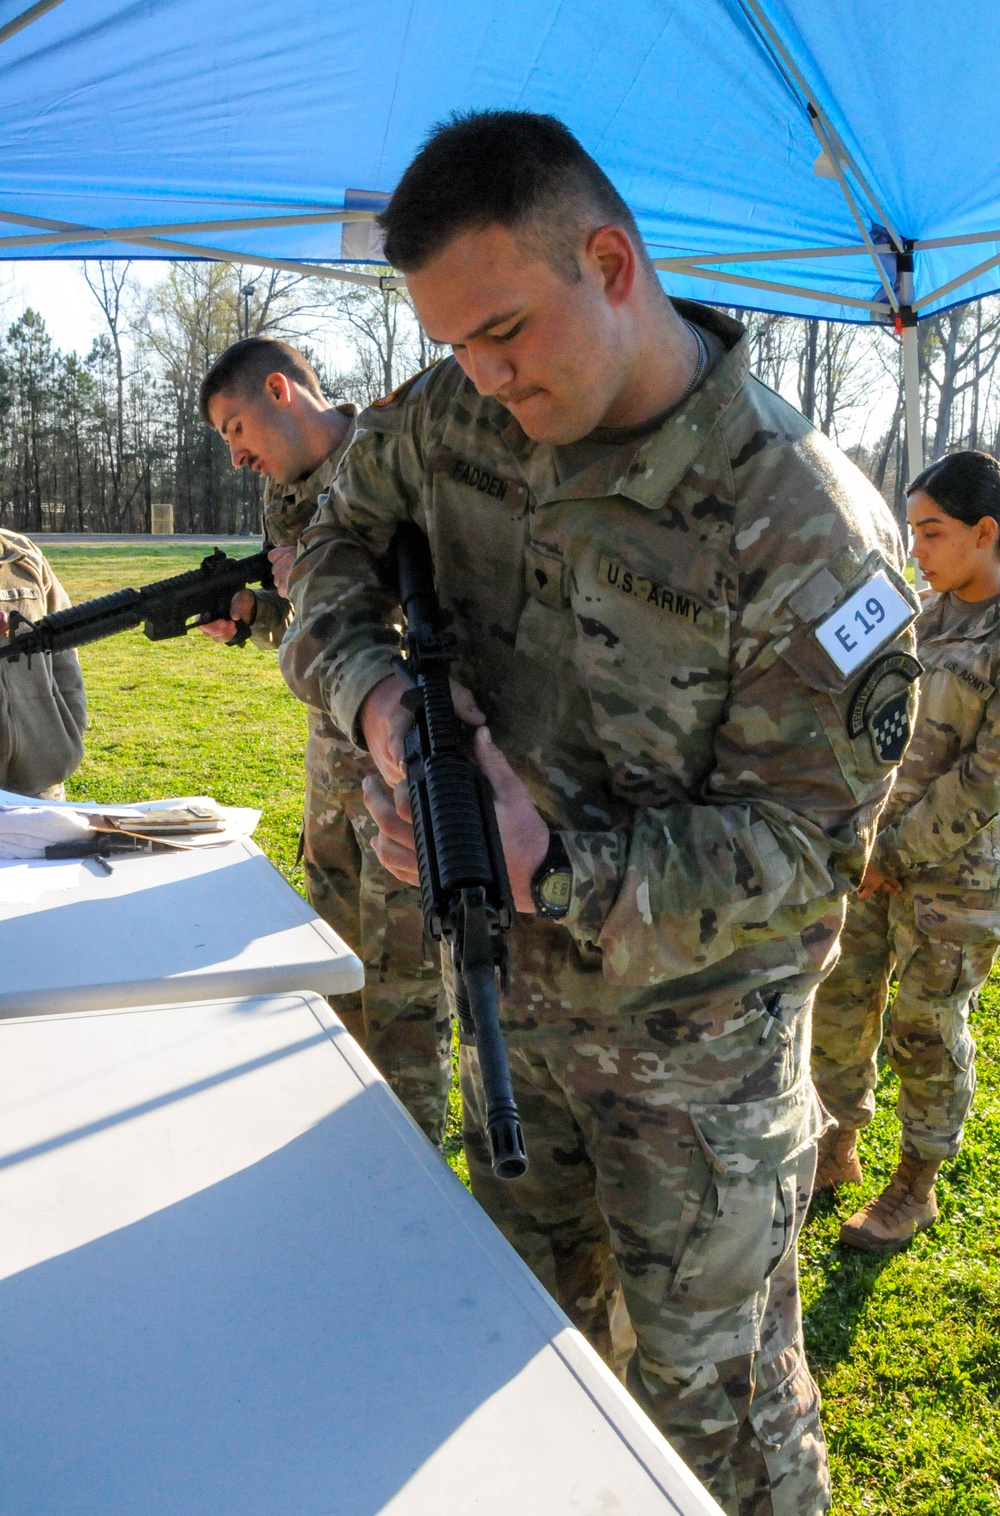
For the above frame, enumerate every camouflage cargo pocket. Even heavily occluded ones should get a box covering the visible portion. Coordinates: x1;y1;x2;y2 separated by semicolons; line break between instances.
913;892;1000;947
668;1077;824;1311
746;1344;830;1515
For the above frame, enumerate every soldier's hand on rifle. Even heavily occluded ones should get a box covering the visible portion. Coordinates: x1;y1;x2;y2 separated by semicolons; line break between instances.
469;726;549;912
199;589;257;643
0;609;8;639
363;771;420;884
360;671;487;785
268;545;296;599
363;724;549;913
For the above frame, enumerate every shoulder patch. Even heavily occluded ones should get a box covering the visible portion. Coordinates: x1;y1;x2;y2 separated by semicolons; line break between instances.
847;651;922;763
366;360;442;411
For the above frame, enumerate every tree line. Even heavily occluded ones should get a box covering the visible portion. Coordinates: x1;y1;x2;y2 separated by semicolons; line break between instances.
0;257;996;536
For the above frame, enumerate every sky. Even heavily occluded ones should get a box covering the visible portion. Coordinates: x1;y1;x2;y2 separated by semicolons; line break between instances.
1;257;898;453
0;259;358;374
0;259;160;356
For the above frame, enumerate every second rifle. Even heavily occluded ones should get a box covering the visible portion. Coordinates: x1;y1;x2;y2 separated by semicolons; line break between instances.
0;546;275;663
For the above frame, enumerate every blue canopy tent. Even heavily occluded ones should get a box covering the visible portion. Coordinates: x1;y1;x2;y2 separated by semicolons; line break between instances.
2;0;999;481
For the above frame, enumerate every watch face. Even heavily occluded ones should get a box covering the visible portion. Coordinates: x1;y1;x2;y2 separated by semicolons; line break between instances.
538;868;572;915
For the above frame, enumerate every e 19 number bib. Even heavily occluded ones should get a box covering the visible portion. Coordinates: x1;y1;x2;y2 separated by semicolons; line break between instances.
814;571;914;676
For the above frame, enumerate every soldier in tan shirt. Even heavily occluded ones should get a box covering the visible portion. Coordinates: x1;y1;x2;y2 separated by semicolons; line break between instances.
0;530;87;797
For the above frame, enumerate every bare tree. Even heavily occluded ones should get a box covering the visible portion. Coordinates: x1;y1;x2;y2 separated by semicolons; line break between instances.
83;262;134;525
923;299;1000;458
319;270;445;405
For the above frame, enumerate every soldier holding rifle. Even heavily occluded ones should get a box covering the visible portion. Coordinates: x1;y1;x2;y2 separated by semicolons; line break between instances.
281;111;919;1514
198;339;450;1143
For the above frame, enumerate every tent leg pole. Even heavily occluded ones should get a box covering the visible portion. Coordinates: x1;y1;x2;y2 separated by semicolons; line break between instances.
899;284;925;588
902;323;923;487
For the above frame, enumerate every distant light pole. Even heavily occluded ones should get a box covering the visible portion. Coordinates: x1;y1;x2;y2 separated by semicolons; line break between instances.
240;283;257;534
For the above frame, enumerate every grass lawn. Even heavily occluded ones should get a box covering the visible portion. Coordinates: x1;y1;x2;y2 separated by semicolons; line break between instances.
45;540;1000;1515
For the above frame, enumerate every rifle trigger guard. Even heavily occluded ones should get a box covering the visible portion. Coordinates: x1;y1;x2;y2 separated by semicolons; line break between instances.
225;620;252;648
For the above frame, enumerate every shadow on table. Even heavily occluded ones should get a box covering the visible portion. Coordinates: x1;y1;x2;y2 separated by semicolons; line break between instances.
0;1077;547;1515
4;851;344;1002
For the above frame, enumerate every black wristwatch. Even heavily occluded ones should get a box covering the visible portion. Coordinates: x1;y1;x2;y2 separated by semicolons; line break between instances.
531;832;573;918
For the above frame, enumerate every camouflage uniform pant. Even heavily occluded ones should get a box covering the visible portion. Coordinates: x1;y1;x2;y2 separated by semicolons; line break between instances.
303;726;451;1144
812;886;997;1160
461;988;830;1516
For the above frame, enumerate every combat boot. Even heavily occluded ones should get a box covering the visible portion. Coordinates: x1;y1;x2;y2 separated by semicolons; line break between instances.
813;1126;863;1193
839;1155;942;1253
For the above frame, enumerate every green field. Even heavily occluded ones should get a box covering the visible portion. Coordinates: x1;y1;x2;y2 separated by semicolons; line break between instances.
47;541;1000;1516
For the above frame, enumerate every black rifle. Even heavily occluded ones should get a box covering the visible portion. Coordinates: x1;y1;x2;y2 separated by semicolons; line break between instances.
393;521;527;1180
0;546;274;663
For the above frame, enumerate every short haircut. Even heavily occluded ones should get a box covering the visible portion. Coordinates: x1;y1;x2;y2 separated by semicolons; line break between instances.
199;338;323;424
379;109;649;282
909;450;1000;537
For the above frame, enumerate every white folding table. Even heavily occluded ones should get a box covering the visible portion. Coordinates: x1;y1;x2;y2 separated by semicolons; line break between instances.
0;991;721;1515
0;838;363;1016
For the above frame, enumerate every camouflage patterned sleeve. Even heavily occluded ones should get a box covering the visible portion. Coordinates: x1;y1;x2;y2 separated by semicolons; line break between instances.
875;684;1000;874
281;426;422;730
247;588;294;651
561;440;918;986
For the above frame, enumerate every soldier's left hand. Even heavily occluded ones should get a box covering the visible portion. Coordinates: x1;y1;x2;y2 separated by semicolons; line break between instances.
199;589;256;643
858;862;902;899
471;727;550;912
268;545;296;599
363;772;420;883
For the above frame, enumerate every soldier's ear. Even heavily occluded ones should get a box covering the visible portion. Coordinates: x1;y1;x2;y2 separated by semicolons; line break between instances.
972;514;1000;554
264;371;294;408
587;225;636;308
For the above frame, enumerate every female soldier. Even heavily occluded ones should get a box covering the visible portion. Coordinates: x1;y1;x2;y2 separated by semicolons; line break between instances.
812;450;1000;1252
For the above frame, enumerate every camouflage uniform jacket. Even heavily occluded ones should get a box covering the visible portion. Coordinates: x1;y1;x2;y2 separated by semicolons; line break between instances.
0;530;87;795
250;404;358;651
874;590;1000;901
283;303;919;1036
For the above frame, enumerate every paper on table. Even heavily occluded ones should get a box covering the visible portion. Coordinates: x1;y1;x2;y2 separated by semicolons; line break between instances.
0;860;83;905
0;788;145;816
0;791;261;846
129;809;262;848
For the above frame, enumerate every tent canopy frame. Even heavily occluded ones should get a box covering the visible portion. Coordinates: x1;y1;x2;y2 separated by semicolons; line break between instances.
6;0;998;495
